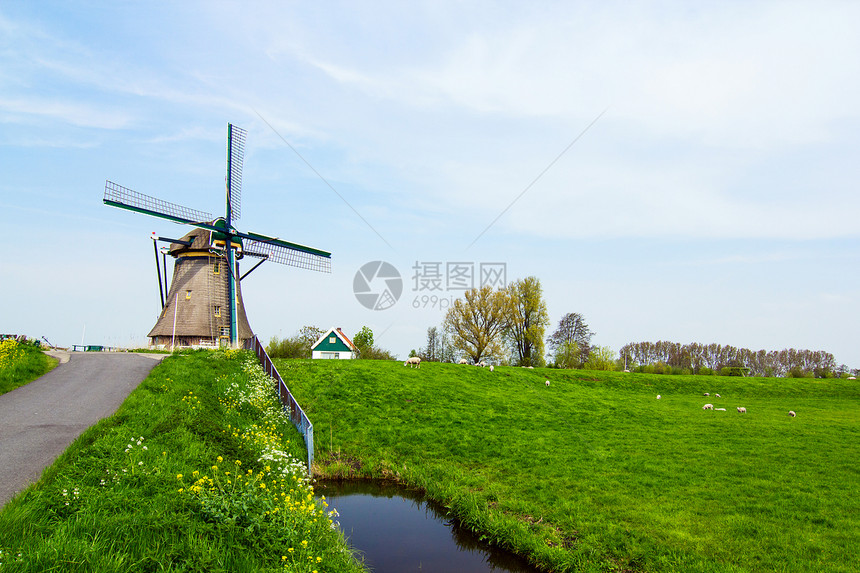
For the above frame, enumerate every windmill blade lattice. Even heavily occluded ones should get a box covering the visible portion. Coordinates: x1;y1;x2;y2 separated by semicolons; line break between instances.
104;181;214;225
244;239;331;273
227;124;246;221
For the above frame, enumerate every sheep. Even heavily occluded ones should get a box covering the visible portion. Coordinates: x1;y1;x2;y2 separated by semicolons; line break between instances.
489;365;494;372
737;407;746;414
703;403;714;410
656;394;661;400
715;408;727;411
404;356;421;368
545;380;550;386
458;358;468;364
704;393;710;397
788;410;796;417
715;394;721;398
478;361;487;367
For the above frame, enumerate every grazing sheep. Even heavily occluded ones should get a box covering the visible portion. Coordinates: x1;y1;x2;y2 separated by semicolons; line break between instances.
656;395;661;400
715;394;721;398
737;407;746;414
545;380;550;386
478;361;487;367
703;403;714;410
704;393;710;397
458;358;468;364
489;365;494;372
789;410;796;417
404;356;421;368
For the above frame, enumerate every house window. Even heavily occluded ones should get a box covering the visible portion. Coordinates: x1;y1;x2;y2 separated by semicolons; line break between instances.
214;305;221;317
329;337;336;344
213;260;221;274
186;290;192;300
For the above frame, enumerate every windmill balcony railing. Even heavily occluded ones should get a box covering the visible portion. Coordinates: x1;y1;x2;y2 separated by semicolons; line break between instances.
244;336;314;475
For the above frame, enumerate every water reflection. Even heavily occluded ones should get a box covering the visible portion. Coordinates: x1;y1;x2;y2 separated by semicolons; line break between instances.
317;481;539;573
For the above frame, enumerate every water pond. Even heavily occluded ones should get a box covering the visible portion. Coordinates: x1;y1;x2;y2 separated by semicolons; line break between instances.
316;481;540;573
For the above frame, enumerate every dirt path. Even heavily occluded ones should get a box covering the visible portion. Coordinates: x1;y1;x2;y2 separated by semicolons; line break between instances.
0;352;165;508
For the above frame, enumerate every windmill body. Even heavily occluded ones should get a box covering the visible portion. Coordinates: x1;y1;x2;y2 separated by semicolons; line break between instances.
104;124;331;348
148;225;253;348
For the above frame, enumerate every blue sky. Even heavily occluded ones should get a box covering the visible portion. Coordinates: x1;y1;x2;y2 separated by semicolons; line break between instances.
3;2;859;367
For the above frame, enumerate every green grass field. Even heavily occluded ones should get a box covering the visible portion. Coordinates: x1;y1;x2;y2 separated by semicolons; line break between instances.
279;359;860;573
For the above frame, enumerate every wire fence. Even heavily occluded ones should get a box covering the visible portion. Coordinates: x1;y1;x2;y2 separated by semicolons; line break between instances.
244;336;314;475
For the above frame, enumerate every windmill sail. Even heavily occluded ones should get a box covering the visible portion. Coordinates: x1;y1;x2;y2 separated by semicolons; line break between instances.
104;181;214;226
227;124;245;221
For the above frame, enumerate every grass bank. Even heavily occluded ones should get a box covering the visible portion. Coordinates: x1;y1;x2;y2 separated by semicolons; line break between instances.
0;350;363;573
278;359;860;573
0;340;56;397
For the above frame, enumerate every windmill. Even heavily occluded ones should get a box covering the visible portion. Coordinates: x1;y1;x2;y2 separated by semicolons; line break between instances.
104;123;331;348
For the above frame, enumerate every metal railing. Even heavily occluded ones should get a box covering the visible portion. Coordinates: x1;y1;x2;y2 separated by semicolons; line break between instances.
244;336;314;474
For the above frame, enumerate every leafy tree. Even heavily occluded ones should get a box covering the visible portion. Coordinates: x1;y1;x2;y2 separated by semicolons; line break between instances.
584;345;617;371
267;325;324;359
353;326;374;357
553;341;580;369
505;277;549;367
297;325;324;349
420;327;442;362
443;285;510;364
547;312;593;366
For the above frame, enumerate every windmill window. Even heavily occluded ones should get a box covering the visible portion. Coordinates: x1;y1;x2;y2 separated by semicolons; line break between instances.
213;260;221;274
220;327;230;337
214;305;221;317
186;290;192;300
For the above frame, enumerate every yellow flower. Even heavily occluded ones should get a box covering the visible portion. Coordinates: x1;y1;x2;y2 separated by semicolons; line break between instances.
217;456;223;463
176;474;183;480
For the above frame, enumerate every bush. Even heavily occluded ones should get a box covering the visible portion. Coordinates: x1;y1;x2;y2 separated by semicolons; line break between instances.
266;336;310;359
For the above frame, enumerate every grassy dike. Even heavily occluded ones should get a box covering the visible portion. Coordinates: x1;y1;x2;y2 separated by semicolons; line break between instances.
280;359;860;573
0;350;364;573
0;340;56;397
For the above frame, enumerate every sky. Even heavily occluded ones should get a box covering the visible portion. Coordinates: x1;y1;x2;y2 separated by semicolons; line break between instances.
2;1;859;368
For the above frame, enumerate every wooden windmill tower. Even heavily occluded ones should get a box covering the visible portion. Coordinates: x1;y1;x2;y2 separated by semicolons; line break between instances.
104;124;331;348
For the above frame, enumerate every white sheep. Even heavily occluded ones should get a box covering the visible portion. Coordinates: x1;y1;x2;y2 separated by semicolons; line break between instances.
788;410;796;417
404;356;421;368
703;403;714;410
715;408;727;411
704;392;710;397
489;365;494;372
656;395;661;400
459;358;468;364
478;361;487;367
715;394;721;398
737;407;746;414
545;380;550;386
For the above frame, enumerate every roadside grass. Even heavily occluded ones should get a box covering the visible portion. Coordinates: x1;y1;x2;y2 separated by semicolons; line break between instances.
0;350;363;573
0;341;56;397
278;359;860;573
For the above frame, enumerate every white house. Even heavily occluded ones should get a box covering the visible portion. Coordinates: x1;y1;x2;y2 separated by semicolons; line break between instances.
311;327;358;359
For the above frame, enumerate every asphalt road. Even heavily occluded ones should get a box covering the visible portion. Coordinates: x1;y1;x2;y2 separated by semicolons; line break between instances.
0;351;165;508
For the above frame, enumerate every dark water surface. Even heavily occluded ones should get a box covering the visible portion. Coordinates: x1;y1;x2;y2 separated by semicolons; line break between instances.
317;481;540;573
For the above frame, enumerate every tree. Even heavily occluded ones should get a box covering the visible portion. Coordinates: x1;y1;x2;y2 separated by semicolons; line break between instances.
553;341;580;369
353;326;374;357
505;277;550;367
584;345;617;371
420;326;442;362
267;324;323;359
443;285;510;364
547;312;593;367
